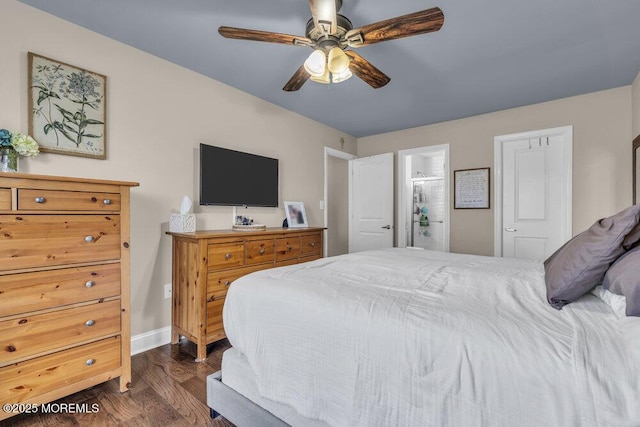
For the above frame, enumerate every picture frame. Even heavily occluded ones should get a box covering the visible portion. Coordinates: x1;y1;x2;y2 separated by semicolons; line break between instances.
28;52;107;159
454;167;490;209
284;201;308;228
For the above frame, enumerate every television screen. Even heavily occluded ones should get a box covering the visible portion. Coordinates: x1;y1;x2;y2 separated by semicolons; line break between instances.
199;144;279;207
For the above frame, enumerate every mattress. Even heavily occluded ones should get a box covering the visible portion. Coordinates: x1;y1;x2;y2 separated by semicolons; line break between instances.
221;347;328;426
223;248;640;426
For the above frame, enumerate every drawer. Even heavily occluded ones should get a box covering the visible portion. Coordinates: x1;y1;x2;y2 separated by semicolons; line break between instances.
246;238;275;265
18;189;121;211
301;234;321;256
300;254;322;264
275;237;300;261
0;264;120;317
0;188;11;210
206;298;225;342
0;215;121;271
0;336;120;404
208;242;245;270
0;299;121;365
207;265;266;300
275;258;299;268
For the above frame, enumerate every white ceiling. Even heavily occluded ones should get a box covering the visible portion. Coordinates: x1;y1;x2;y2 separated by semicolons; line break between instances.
18;0;640;137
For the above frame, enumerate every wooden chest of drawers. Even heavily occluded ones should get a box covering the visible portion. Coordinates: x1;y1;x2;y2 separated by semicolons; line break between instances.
167;227;324;361
0;173;138;421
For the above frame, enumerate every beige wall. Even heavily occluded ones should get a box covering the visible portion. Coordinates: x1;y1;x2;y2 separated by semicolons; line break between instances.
358;87;632;256
327;155;349;256
0;1;356;336
633;70;640;138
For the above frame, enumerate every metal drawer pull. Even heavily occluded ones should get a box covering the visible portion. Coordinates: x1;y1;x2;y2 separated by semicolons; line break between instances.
224;280;231;286
85;236;94;242
85;319;95;327
288;246;292;251
505;227;517;232
103;199;112;205
86;359;95;366
34;196;46;203
259;249;265;255
225;253;232;259
309;242;315;247
381;225;392;229
85;281;95;288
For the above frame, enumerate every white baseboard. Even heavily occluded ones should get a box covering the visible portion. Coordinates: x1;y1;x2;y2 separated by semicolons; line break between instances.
130;326;172;355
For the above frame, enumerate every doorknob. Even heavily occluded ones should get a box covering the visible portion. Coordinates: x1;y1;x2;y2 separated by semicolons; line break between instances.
505;227;517;232
381;225;391;229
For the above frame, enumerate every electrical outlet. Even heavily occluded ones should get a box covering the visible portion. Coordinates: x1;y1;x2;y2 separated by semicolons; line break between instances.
164;283;172;299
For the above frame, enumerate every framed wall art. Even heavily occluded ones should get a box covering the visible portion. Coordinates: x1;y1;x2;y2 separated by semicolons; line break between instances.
284;201;308;228
454;167;490;209
28;52;107;159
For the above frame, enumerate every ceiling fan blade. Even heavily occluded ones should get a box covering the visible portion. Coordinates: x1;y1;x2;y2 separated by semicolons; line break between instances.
309;0;337;35
218;26;313;47
345;51;390;89
283;65;311;92
345;7;444;47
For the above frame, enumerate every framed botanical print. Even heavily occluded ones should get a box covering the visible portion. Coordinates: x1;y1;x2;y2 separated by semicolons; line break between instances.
28;52;107;159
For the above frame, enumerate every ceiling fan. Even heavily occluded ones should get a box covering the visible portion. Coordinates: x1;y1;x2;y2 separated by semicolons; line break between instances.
218;0;444;91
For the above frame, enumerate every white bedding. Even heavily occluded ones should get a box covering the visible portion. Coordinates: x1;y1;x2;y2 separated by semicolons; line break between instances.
223;248;640;427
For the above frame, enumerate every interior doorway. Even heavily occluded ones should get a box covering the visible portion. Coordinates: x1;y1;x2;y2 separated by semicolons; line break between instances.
324;147;356;257
397;145;450;251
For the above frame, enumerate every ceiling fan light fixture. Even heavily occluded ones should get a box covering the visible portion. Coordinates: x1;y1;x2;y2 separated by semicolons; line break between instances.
332;68;352;83
304;49;327;77
327;47;350;74
311;68;331;84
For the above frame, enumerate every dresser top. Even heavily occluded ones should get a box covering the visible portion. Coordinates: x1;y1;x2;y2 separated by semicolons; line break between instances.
0;172;139;187
167;227;325;239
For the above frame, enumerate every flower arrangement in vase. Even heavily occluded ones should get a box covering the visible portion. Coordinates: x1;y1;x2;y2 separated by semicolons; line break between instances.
0;128;40;173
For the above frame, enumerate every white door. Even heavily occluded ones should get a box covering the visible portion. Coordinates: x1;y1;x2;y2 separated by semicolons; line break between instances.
495;127;572;260
349;153;394;253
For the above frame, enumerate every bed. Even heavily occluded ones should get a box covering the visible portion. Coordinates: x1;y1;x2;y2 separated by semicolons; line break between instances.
207;244;640;427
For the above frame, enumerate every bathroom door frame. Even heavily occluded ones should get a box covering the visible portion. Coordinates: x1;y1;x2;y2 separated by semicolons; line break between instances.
397;144;450;251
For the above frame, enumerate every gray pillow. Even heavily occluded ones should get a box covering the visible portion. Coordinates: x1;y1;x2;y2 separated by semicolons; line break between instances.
544;205;640;310
602;245;640;316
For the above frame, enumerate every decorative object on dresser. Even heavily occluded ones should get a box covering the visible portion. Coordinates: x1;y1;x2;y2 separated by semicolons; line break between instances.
284;201;308;228
167;227;324;362
0;173;138;421
0;128;40;173
169;195;196;233
28;52;107;159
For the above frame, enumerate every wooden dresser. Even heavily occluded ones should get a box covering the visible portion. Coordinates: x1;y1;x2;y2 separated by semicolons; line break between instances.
0;173;138;421
167;227;324;361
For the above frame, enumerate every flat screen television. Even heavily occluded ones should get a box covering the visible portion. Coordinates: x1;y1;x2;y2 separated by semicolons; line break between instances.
199;144;279;207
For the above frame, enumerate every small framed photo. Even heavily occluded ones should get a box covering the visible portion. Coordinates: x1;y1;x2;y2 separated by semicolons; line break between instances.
284;201;308;228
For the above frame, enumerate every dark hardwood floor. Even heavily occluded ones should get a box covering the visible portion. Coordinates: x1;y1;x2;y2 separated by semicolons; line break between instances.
2;339;235;427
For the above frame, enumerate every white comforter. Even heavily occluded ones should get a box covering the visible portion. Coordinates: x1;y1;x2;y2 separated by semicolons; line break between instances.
223;248;640;427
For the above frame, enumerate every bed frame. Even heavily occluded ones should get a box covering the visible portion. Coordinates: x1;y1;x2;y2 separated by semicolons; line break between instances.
207;371;290;427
